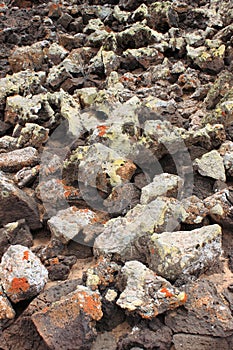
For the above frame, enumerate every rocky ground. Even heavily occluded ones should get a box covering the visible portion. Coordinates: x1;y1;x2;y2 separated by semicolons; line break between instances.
0;0;233;349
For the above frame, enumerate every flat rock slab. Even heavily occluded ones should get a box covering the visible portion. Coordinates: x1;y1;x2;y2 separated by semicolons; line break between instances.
32;286;102;350
148;224;222;280
0;146;39;172
0;171;41;229
0;245;48;303
116;261;187;319
165;279;233;337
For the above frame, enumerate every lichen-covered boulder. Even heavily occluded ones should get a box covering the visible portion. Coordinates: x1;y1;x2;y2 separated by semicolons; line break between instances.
148;224;222;280
32;285;102;350
0;245;48;303
116;261;187;318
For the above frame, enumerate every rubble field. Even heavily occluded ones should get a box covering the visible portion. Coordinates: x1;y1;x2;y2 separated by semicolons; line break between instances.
1;0;233;349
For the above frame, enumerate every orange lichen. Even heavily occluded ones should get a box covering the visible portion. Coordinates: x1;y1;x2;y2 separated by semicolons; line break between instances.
77;291;102;320
160;287;174;298
8;277;30;294
50;257;59;265
23;251;29;261
97;125;109;137
150;247;155;255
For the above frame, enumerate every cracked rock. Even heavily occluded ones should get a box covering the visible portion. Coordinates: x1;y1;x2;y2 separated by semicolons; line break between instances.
0;146;39;172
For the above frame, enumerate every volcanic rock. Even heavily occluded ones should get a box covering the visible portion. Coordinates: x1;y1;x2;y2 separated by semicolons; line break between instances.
0;171;41;229
0;245;48;303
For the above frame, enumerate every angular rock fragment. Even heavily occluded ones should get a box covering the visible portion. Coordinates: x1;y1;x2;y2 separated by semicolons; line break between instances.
8;41;48;73
0;147;39;172
187;41;225;73
140;173;184;205
165;279;233;337
194;150;226;181
103;183;140;215
69;143;136;193
148;224;222;280
0;245;48;303
181;195;208;224
116;261;187;318
0;279;82;350
48;206;103;244
0;70;45;112
0;220;33;258
0;286;15;330
94;197;187;262
0;171;41;229
32;286;102;350
16;123;49;149
14;165;40;188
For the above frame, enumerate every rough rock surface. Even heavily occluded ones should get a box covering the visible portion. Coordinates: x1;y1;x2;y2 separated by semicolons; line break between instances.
0;286;15;330
194;150;226;181
116;261;187;318
0;245;48;303
0;171;41;229
148;224;222;280
1;0;233;348
165;279;233;337
32;285;102;350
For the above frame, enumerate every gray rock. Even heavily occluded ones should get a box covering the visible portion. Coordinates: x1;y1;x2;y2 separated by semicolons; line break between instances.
0;171;41;229
194;150;226;181
0;147;39;172
45;43;68;65
148;224;222;280
173;333;229;350
140;173;184;205
0;285;15;330
0;220;33;259
94;197;187;262
48;206;99;244
0;245;48;303
116;326;172;350
165;279;233;337
116;261;187;318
